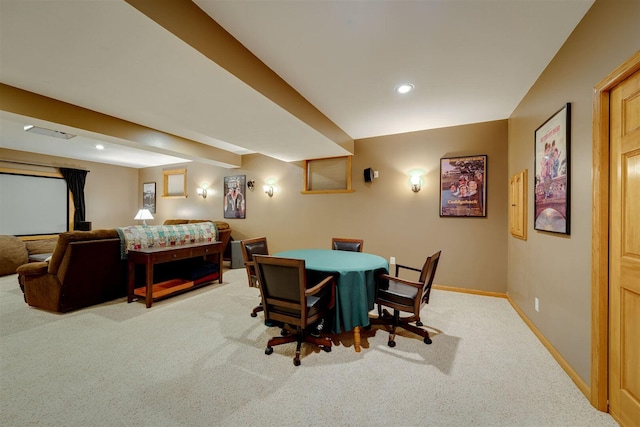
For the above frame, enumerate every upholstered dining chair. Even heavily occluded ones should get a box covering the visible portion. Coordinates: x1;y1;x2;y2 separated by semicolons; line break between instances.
253;255;335;366
240;237;269;318
373;251;441;347
331;237;364;252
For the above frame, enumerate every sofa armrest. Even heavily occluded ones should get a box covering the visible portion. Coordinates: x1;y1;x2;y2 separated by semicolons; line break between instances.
16;262;49;276
17;264;62;312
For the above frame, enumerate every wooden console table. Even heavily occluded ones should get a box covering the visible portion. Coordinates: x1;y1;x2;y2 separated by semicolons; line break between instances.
127;241;223;308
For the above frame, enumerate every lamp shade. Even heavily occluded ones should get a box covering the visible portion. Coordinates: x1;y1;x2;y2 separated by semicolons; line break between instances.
134;209;154;226
134;209;154;220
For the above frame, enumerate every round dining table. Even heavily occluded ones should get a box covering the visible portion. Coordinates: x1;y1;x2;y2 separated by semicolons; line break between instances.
275;249;389;352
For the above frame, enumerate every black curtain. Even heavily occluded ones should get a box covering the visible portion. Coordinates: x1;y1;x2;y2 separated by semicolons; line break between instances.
60;168;88;227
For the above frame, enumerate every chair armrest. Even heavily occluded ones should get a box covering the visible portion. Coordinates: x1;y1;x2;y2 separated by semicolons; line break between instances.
306;275;336;309
16;262;49;276
395;263;421;276
378;273;423;289
305;275;335;296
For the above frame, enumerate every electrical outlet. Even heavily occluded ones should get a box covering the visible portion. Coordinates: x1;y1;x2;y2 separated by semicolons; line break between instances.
390;256;396;264
374;170;379;178
535;297;539;312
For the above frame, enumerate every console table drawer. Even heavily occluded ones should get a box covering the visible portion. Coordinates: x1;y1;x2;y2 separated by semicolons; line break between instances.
151;247;197;263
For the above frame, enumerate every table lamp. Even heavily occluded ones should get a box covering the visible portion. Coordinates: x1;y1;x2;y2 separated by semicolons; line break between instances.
134;208;154;226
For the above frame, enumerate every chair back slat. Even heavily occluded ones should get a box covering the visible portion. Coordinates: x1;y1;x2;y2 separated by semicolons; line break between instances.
240;237;269;287
420;251;441;305
242;237;269;261
331;237;364;252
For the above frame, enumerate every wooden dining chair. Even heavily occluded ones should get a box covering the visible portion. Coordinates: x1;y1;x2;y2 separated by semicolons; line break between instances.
373;250;441;347
331;237;364;252
240;237;269;318
253;255;335;366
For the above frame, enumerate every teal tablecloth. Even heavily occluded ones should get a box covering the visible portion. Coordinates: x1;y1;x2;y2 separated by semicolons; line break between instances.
275;249;389;333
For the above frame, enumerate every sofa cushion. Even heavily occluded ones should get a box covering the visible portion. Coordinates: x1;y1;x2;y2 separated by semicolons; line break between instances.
28;253;52;262
162;219;189;225
0;235;28;276
24;238;58;255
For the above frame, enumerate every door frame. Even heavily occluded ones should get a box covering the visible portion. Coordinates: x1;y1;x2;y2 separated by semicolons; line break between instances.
591;50;640;411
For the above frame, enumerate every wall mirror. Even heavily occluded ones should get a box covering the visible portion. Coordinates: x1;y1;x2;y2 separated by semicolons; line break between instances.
162;168;187;198
302;156;353;194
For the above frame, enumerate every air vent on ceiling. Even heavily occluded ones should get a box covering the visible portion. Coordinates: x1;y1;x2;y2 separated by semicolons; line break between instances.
24;125;76;139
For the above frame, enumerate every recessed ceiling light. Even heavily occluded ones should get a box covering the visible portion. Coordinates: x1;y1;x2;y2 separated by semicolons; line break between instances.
395;83;415;94
23;124;76;139
95;144;105;150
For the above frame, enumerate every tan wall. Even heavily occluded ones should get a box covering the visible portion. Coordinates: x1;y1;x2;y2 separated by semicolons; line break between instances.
0;148;139;229
140;119;508;293
507;0;640;385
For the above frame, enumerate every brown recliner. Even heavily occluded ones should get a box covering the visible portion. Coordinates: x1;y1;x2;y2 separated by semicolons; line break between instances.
16;230;127;313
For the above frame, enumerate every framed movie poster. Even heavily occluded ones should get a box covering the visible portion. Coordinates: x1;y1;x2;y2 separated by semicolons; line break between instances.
534;103;570;235
440;155;487;217
143;182;156;214
223;175;246;219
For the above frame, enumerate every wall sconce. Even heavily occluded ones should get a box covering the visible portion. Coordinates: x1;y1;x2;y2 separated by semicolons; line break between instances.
410;175;422;193
196;185;207;199
263;179;278;197
247;180;255;191
134;208;154;226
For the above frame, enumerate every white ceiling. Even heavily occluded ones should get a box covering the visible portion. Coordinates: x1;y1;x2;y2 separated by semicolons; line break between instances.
0;0;594;169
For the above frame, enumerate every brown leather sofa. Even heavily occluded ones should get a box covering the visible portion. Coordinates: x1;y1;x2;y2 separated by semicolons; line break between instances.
16;221;231;313
16;229;126;313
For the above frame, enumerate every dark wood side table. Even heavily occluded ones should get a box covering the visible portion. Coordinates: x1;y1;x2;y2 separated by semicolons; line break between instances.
127;241;223;308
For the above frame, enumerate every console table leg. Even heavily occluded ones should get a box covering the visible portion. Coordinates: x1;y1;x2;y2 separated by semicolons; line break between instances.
145;262;153;308
127;262;135;303
354;326;361;352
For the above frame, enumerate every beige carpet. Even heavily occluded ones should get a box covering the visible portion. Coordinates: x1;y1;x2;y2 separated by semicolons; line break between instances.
0;268;617;427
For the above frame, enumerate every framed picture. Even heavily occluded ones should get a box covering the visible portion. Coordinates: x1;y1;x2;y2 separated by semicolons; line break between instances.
440;155;487;217
534;103;570;235
143;182;156;214
223;175;246;219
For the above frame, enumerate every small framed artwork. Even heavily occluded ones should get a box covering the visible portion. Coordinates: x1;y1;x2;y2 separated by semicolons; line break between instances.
534;103;570;235
440;155;487;217
223;175;246;219
143;182;156;214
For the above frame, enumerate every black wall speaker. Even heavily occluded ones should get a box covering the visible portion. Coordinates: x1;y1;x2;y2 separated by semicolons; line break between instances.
364;168;374;183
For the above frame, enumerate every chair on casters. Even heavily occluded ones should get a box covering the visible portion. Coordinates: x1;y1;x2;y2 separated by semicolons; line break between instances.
240;237;269;318
331;237;364;252
373;251;441;347
253;255;335;366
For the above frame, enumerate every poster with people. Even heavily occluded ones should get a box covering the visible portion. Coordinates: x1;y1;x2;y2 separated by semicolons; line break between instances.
534;103;570;234
223;175;246;219
440;155;487;217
